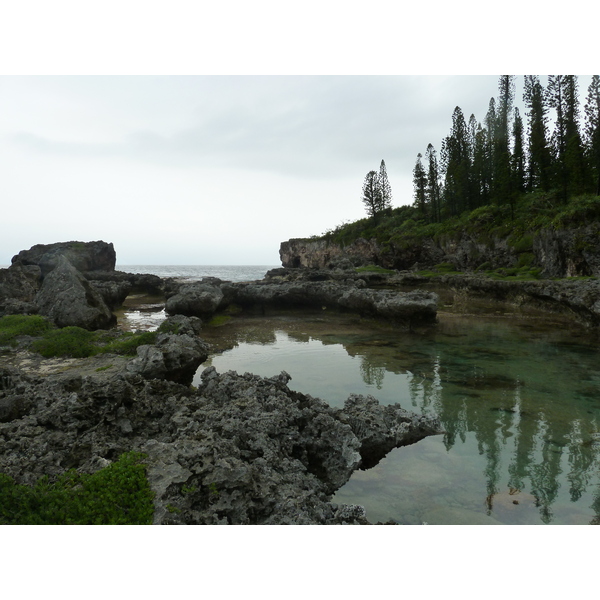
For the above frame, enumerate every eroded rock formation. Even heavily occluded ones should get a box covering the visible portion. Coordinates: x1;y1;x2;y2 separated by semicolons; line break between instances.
0;360;442;524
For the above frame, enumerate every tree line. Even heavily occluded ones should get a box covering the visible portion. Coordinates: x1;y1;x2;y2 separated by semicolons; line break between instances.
411;75;600;222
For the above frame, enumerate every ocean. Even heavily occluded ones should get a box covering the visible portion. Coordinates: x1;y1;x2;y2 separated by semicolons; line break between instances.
116;265;278;282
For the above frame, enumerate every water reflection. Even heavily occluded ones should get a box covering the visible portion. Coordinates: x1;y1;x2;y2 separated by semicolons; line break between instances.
199;313;600;524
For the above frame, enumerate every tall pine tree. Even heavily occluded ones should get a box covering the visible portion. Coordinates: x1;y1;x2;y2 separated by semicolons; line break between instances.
523;75;552;191
584;75;600;195
413;153;428;216
425;143;441;223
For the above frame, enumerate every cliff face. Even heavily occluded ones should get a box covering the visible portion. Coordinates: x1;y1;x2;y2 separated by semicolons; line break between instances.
280;224;600;278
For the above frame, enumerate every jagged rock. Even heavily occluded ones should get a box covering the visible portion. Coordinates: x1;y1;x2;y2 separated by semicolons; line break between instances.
127;333;209;384
223;280;438;325
0;361;442;524
165;283;224;318
0;265;42;313
34;255;115;330
158;314;204;336
12;240;116;278
88;280;132;311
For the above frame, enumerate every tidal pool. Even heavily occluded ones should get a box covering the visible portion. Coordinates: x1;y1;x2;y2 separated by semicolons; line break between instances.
195;311;600;525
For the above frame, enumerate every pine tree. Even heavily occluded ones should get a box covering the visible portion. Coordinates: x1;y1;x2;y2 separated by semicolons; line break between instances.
523;75;552;191
584;75;600;195
492;75;515;204
563;75;588;195
425;143;441;223
413;153;428;216
511;107;526;194
378;159;392;211
547;75;568;199
361;170;381;218
442;106;472;215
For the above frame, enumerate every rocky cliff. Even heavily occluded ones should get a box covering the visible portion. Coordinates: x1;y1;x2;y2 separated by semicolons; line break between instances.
280;223;600;278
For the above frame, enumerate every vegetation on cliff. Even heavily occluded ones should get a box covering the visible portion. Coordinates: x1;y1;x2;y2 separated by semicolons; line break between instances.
316;76;600;276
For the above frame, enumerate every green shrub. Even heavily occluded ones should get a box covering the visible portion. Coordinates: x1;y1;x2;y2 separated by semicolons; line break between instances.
0;315;54;346
0;452;154;525
100;331;157;355
31;326;97;358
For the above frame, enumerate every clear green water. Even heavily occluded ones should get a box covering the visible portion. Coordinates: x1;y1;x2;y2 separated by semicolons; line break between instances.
195;312;600;525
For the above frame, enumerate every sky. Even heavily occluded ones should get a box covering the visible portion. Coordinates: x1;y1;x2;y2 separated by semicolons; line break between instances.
0;3;597;269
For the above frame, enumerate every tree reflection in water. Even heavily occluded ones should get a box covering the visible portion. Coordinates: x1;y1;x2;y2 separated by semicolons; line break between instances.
201;313;600;524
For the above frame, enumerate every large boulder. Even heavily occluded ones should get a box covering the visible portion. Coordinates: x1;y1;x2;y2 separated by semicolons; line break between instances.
127;333;210;384
0;265;42;316
12;240;116;278
35;255;115;330
165;283;224;318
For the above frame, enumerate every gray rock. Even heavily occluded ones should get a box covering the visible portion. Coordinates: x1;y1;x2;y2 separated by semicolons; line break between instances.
0;361;442;524
165;284;224;318
0;265;42;310
127;333;209;384
34;255;115;330
12;240;116;278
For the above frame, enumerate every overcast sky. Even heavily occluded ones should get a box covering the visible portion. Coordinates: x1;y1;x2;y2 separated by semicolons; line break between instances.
0;3;596;267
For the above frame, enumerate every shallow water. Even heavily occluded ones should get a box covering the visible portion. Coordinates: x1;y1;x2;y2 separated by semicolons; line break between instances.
196;311;600;525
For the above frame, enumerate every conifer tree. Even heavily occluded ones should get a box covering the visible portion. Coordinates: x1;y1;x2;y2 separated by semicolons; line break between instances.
563;75;588;195
442;106;472;215
492;75;515;204
413;153;428;216
584;75;600;195
361;170;380;218
511;107;526;194
378;159;392;211
425;143;441;223
523;75;552;191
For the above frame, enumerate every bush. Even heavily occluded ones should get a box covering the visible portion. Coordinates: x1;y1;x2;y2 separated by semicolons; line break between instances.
31;326;97;358
0;315;54;346
100;331;157;355
0;452;154;524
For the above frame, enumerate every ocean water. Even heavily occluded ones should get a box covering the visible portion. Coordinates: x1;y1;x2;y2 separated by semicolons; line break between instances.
196;311;600;525
117;265;277;282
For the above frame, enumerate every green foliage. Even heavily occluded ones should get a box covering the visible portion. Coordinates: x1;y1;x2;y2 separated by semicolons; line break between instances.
100;331;157;355
31;326;97;358
29;326;157;358
0;452;154;525
0;315;54;346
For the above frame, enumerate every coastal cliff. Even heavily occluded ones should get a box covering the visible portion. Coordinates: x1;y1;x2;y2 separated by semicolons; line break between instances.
280;223;600;279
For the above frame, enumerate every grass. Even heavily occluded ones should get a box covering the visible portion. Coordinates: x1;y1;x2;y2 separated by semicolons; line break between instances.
0;315;158;358
0;315;54;347
0;452;154;525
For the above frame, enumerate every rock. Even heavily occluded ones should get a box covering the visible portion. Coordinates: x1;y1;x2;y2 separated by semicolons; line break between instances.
34;255;115;330
157;314;204;336
127;333;209;384
88;279;132;310
165;283;224;318
12;240;116;278
0;265;42;313
221;279;438;325
341;394;443;468
0;361;442;524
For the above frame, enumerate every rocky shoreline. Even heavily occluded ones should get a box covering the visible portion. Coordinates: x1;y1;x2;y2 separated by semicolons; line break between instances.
2;239;600;524
0;241;443;524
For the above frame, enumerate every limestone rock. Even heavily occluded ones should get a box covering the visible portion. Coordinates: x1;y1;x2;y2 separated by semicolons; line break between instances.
127;333;209;384
12;240;116;278
165;283;224;318
34;255;114;330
